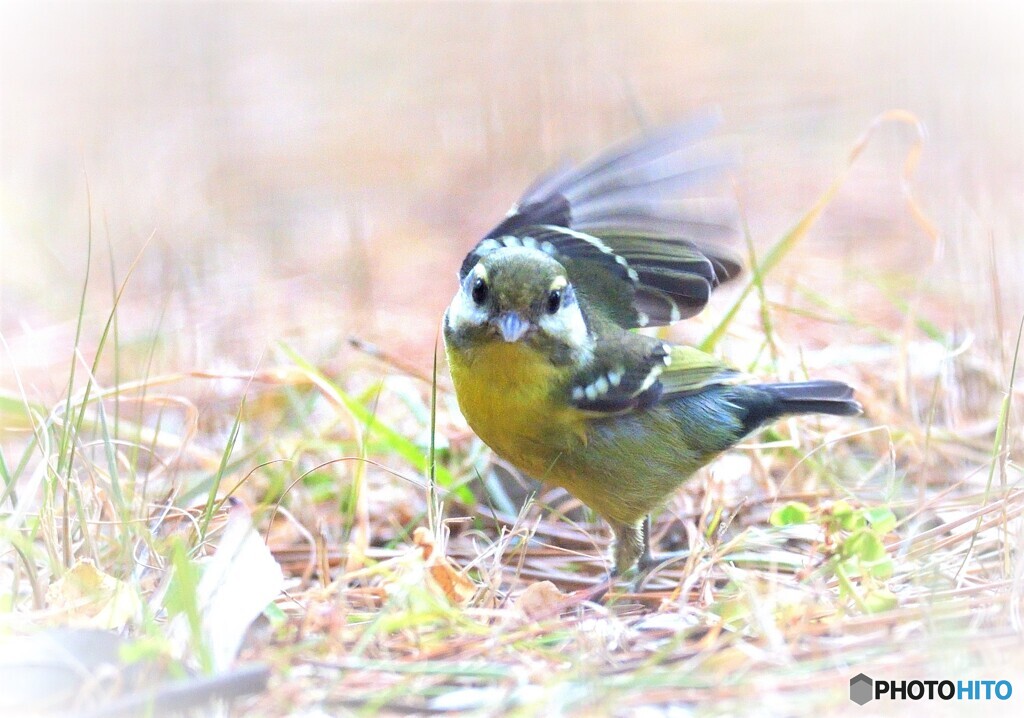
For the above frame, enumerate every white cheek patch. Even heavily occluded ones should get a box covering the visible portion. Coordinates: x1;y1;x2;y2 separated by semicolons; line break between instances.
448;264;491;333
538;302;593;362
446;285;489;333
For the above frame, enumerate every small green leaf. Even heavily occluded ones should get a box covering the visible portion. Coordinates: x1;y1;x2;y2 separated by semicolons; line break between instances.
831;501;863;531
769;502;812;527
263;601;287;627
866;556;894;580
863;506;897;534
831;500;853;516
843;529;886;562
715;598;751;627
863;588;898;613
838;556;863;579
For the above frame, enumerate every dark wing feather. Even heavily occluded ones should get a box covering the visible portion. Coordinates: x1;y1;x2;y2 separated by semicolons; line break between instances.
568;336;672;414
459;225;634;292
568;338;741;416
461;112;741;329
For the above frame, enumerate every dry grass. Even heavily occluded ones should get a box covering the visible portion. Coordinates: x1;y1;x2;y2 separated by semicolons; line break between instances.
2;142;1020;713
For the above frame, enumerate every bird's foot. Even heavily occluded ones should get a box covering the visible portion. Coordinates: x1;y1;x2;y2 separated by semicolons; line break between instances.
632;549;691;592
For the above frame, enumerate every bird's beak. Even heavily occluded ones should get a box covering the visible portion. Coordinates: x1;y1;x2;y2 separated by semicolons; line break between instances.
495;312;530;343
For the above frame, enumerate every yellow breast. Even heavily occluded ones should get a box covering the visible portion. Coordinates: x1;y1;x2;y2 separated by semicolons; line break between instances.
445;339;585;478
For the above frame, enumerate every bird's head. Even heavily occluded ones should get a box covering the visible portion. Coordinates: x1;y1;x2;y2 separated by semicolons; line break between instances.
444;247;591;360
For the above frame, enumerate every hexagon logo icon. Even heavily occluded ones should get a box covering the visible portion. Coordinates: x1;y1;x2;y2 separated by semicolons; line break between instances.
850;673;873;705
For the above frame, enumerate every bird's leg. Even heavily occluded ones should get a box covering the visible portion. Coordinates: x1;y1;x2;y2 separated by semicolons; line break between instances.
588;520;655;601
637;515;692;590
575;522;642;603
637;514;656;574
610;520;646;577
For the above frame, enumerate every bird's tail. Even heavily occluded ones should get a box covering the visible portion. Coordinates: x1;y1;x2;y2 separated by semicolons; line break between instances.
736;380;862;435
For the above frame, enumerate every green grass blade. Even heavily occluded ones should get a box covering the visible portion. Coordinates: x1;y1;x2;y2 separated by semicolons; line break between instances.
199;396;246;539
701;170;846;351
954;312;1023;580
427;340;440;534
278;342;467;504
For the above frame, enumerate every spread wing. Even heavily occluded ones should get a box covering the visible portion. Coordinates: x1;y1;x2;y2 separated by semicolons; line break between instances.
460;112;742;329
568;339;741;416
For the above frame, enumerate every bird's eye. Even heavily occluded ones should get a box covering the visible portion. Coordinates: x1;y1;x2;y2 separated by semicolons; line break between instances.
547;288;562;314
471;277;488;305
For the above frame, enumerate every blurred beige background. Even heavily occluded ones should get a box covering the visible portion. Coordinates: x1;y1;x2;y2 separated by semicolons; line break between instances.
2;3;1022;393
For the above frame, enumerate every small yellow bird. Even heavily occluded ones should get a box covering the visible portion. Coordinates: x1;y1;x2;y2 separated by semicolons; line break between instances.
443;114;861;580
